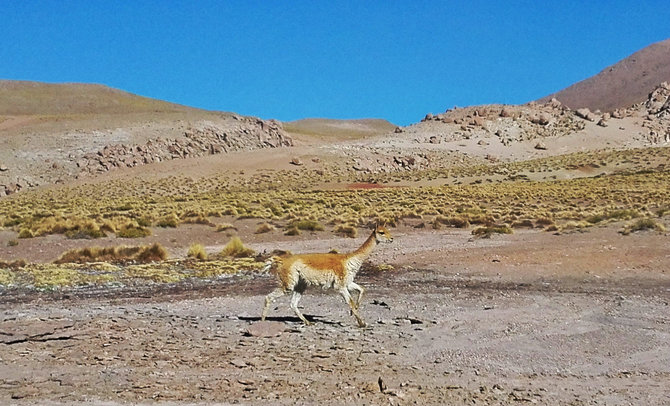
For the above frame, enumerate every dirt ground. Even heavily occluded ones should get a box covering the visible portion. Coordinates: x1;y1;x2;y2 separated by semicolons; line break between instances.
1;225;669;405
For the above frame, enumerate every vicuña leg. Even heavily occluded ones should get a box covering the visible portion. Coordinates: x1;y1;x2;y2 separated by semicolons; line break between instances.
348;282;365;310
261;288;285;321
340;288;366;327
290;291;311;325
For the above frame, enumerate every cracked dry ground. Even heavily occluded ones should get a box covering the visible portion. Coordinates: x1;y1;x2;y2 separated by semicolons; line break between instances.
1;228;670;405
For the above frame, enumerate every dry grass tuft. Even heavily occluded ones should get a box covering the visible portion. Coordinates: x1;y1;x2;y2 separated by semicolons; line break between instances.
187;243;208;260
472;225;513;238
255;223;275;234
116;225;152;238
55;243;168;264
620;218;666;235
334;224;358;238
220;236;255;258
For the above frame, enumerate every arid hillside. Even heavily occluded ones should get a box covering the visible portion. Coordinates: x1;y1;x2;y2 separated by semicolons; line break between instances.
0;81;292;197
284;118;396;143
0;80;193;115
539;38;670;112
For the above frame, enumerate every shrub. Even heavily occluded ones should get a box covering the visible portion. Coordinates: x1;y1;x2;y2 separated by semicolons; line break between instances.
187;243;208;260
7;239;18;247
220;237;255;258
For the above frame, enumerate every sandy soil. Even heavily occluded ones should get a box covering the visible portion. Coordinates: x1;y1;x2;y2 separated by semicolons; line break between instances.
2;225;669;405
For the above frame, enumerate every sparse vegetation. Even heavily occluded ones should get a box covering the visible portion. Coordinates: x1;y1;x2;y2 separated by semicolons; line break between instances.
187;243;208;260
55;243;168;264
220;236;255;258
472;225;513;238
620;218;666;235
116;225;152;238
255;222;275;234
334;224;358;238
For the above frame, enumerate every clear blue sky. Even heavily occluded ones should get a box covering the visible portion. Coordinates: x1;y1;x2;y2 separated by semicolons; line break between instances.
2;1;669;125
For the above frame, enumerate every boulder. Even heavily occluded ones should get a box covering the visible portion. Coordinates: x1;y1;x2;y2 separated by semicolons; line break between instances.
575;108;596;121
429;136;440;144
500;107;514;118
244;321;286;338
534;142;547;150
290;157;303;166
0;165;8;172
470;116;484;126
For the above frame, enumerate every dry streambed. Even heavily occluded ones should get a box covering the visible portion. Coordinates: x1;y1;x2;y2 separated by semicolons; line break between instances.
1;259;669;405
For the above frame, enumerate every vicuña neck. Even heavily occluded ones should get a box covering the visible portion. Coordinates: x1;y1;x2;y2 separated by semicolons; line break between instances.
351;230;377;259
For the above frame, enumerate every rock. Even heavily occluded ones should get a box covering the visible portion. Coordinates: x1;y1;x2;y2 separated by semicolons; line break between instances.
597;118;609;127
244;321;286;338
549;98;562;108
394;127;403;133
470;116;484;126
611;110;623;119
423;113;434;121
429;136;439;144
576;108;596;121
500;107;514;118
534;142;547;150
0;165;8;172
477;140;488;145
537;113;551;125
289;157;303;166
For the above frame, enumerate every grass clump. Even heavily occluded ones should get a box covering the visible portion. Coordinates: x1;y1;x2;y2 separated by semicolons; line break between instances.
220;236;255;258
156;214;179;228
18;228;34;239
586;209;639;224
216;223;237;232
334;224;358;238
187;243;208;260
55;243;168;264
291;219;325;231
472;225;513;238
284;226;300;236
116;225;151;238
620;218;666;235
255;223;275;234
0;269;15;286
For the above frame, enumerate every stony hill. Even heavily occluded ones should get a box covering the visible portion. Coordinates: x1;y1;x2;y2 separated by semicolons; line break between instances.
539;38;670;112
0;81;292;196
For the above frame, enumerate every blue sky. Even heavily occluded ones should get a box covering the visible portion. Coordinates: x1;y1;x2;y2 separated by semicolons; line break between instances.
1;1;669;125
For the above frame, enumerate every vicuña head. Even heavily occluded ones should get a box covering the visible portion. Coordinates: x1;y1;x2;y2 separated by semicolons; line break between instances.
261;223;393;327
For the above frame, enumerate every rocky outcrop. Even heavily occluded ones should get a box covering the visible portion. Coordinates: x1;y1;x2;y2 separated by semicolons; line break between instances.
77;119;292;175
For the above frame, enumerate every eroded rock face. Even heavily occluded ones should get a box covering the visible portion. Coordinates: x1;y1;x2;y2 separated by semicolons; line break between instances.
77;119;292;175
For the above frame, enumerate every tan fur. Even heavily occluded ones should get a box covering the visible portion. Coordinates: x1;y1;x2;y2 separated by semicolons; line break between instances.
262;225;393;327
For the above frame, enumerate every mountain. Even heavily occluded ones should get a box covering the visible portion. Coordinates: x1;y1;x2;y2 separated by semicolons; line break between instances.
539;38;670;112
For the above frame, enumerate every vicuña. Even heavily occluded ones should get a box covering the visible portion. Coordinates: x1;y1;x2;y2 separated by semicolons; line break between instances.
261;224;393;327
